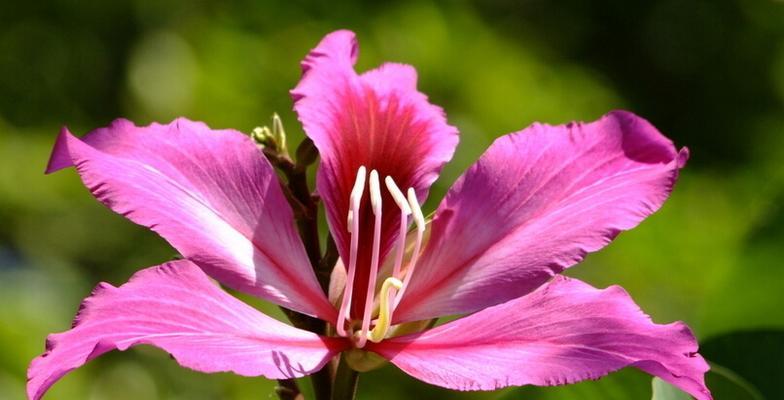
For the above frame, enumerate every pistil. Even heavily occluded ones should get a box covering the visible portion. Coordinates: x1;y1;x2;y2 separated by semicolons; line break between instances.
367;277;403;343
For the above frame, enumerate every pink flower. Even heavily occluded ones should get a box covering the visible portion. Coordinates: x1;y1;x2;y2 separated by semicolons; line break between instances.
29;30;711;400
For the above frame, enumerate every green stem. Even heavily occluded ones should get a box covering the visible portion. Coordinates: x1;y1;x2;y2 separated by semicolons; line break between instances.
331;354;359;400
317;236;339;292
311;364;335;400
263;146;322;269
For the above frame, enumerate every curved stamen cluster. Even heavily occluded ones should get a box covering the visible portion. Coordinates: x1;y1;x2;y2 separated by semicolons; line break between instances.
336;166;426;347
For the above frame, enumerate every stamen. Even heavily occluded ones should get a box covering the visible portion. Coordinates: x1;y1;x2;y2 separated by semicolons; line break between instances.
368;277;403;343
385;176;412;279
369;170;382;213
357;170;382;348
384;177;412;215
408;188;426;234
336;166;366;337
347;166;368;233
393;188;426;310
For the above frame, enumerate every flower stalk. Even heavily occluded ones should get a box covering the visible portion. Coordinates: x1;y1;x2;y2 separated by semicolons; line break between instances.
275;379;304;400
262;136;322;272
331;354;359;400
260;123;337;400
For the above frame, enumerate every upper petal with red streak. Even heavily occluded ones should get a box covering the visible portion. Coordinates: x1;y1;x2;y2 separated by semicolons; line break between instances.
292;30;458;316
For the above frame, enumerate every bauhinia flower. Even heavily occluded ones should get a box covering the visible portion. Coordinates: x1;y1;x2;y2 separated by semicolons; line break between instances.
29;30;712;400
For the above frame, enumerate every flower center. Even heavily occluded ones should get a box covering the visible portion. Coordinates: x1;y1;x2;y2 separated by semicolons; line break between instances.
335;166;426;348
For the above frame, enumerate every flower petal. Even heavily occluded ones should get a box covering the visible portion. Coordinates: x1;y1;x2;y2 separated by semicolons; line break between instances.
370;276;711;400
46;118;335;320
27;261;349;400
394;111;688;322
291;30;458;317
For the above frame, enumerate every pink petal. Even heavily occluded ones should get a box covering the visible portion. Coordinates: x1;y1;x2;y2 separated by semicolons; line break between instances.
394;111;688;322
27;261;349;400
291;30;458;317
47;118;335;321
370;277;711;400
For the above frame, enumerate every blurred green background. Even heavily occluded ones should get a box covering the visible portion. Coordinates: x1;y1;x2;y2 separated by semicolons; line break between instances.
1;0;783;399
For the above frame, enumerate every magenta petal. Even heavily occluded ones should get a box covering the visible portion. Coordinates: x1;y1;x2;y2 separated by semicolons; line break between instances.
370;277;710;400
46;118;335;321
394;111;688;322
291;30;458;317
27;261;349;400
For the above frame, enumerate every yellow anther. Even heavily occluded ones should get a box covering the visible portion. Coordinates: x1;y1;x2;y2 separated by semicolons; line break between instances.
368;277;403;343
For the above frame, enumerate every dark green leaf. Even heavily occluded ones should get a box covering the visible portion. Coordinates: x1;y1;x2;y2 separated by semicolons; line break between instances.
701;330;784;399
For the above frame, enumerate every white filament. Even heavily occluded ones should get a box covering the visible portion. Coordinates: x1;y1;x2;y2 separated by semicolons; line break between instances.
385;176;412;279
356;170;383;348
336;166;366;337
393;188;425;311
